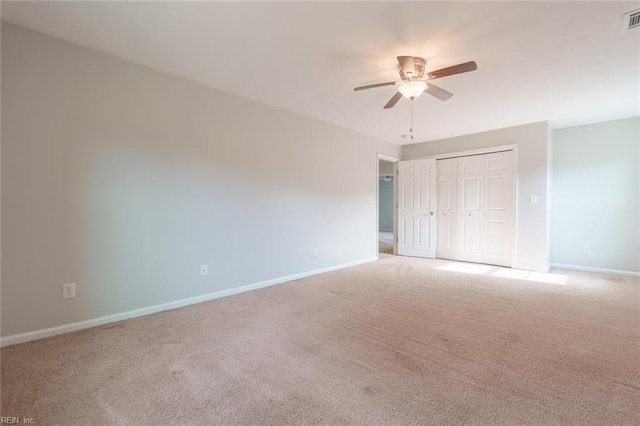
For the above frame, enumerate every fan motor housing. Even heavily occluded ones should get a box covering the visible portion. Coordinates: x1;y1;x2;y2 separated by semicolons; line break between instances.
399;57;426;81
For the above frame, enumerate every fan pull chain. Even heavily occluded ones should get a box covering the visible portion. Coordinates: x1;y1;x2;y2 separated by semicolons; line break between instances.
410;98;414;140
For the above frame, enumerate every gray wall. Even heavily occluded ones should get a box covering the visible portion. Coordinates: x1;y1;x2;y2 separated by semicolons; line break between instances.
403;122;550;272
1;23;400;337
378;179;393;231
550;117;639;273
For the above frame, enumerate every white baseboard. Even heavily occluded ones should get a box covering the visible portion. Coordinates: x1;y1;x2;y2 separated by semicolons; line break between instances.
0;257;378;348
549;263;640;278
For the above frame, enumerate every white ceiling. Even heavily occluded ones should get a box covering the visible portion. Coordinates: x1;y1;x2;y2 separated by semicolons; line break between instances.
2;1;638;145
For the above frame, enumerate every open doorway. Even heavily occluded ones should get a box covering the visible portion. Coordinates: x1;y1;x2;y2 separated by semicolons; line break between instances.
377;154;398;257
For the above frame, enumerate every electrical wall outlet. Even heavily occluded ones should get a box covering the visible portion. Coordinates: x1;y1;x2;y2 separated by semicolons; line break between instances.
62;283;76;299
583;246;591;255
529;195;538;204
200;265;209;276
312;248;319;257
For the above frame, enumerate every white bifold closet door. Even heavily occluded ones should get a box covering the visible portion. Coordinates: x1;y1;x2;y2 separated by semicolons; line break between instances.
435;158;458;260
397;159;437;258
436;150;515;267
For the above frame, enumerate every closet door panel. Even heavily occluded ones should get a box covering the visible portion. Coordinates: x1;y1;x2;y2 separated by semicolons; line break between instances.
457;156;484;263
483;151;514;266
454;151;514;267
436;159;458;260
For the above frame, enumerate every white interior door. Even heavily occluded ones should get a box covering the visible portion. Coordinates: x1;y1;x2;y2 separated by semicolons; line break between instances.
436;158;458;260
397;159;437;258
457;150;514;267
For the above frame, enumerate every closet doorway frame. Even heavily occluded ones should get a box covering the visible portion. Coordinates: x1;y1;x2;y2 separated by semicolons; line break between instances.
377;153;399;257
408;144;519;268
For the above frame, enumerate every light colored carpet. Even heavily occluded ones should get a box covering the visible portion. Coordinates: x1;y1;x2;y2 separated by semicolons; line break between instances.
2;256;639;425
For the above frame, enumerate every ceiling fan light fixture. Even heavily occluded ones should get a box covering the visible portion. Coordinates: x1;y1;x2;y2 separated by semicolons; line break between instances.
398;81;427;99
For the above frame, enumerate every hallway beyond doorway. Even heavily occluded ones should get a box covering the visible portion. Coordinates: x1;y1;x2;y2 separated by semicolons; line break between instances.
379;231;393;256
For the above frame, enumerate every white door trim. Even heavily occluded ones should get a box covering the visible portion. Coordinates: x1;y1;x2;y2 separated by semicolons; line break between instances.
379;154;400;163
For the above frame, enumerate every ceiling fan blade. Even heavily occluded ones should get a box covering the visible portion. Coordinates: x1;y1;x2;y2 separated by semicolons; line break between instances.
397;56;416;77
424;83;453;101
354;81;398;91
384;92;403;109
427;61;477;80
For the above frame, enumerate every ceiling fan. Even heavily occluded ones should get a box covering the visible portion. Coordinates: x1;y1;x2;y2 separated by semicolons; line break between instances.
354;56;477;109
